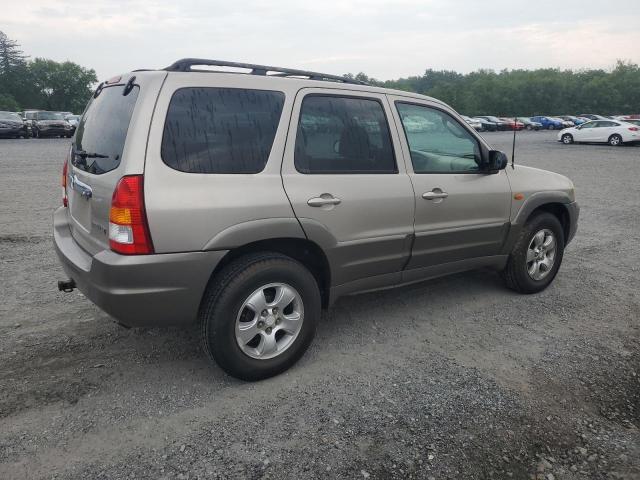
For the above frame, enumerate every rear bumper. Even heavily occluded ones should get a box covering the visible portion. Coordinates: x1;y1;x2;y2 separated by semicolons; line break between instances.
53;207;228;327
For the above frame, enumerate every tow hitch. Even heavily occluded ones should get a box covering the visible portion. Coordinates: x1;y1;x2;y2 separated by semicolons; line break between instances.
58;279;76;293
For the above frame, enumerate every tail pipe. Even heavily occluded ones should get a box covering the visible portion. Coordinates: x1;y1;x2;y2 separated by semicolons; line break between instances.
58;279;76;293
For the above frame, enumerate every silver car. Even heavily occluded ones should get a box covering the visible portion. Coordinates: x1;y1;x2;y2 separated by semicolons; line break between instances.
54;59;579;380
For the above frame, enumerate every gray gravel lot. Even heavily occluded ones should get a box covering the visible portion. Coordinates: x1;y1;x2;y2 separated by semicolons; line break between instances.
0;132;638;479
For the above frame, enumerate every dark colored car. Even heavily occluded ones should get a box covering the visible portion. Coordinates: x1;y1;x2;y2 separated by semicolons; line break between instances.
475;116;509;131
29;111;74;138
0;111;29;138
517;117;543;130
472;117;498;131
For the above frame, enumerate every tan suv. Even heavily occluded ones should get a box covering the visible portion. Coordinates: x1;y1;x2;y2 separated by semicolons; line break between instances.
54;59;579;380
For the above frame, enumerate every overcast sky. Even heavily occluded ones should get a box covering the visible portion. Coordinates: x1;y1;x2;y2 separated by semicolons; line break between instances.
3;0;640;82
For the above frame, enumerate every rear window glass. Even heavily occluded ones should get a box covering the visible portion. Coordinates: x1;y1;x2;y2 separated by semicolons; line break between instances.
161;88;285;174
72;84;139;175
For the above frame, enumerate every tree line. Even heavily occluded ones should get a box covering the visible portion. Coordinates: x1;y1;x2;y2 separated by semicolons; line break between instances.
0;31;97;113
345;61;640;116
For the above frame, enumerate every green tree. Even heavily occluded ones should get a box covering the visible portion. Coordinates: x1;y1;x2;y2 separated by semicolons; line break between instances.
0;30;29;109
27;58;97;112
347;62;640;116
0;92;20;110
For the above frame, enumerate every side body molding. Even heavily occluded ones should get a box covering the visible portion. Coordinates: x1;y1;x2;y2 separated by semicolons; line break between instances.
202;218;306;250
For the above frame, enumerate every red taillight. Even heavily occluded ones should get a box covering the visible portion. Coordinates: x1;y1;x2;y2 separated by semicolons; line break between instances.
629;127;639;131
108;175;154;255
62;156;68;207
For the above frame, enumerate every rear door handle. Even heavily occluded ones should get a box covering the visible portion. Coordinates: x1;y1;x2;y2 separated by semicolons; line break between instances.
422;190;448;200
307;195;342;207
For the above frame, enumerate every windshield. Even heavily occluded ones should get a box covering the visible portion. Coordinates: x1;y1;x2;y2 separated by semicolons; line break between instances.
0;112;21;121
37;112;64;120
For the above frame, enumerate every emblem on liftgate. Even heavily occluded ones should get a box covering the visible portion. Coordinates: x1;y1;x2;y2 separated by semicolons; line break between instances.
70;174;93;200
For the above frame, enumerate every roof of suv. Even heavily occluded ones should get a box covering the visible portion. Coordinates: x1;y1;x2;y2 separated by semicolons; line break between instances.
130;58;445;108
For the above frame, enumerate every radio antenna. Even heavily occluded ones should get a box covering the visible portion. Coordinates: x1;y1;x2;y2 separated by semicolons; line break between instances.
511;116;517;168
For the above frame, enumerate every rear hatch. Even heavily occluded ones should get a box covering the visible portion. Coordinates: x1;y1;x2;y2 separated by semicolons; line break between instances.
67;79;142;255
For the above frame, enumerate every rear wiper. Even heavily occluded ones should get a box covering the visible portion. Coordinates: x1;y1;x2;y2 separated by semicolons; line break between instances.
75;149;109;159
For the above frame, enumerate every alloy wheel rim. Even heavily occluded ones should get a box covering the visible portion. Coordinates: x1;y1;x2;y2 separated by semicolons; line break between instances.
526;229;557;281
235;283;304;360
610;136;620;145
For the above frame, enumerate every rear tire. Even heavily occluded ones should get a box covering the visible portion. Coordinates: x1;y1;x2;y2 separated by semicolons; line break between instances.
608;134;623;146
561;133;573;144
200;252;321;381
503;212;565;294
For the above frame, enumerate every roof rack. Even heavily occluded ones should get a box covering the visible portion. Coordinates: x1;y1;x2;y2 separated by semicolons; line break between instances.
163;58;367;85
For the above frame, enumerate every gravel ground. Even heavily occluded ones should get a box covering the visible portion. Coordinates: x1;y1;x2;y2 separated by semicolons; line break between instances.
0;131;638;479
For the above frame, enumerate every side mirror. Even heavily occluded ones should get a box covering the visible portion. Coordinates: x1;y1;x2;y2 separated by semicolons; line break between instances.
486;150;508;172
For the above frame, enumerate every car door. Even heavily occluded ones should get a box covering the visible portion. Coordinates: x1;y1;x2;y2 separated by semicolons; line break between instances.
388;96;511;278
579;121;604;142
598;121;620;142
281;89;415;289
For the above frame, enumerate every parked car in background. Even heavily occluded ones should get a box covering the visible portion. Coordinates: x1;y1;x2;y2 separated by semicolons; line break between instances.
516;117;542;130
579;114;610;121
472;117;498;132
475;116;508;131
622;119;640;128
65;114;80;133
0;111;30;138
461;115;482;131
549;117;574;129
558;120;640;146
30;111;74;138
498;118;525;131
560;116;587;126
530;116;564;130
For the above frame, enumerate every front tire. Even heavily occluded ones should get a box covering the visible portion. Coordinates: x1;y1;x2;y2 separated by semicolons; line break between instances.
200;252;321;381
561;133;574;144
608;134;623;146
503;212;565;294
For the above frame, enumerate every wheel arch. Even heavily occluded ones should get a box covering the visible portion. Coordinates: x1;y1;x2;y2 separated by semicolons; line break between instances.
206;237;332;309
504;193;574;254
528;203;570;244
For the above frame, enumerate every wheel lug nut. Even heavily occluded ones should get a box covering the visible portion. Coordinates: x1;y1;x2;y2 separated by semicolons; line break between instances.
276;318;281;325
257;321;264;328
266;327;272;334
272;307;278;314
261;310;267;316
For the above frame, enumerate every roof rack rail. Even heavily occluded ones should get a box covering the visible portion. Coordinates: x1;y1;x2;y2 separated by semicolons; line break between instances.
163;58;367;85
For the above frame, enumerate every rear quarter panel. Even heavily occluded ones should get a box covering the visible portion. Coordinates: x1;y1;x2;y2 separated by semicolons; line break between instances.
143;73;302;253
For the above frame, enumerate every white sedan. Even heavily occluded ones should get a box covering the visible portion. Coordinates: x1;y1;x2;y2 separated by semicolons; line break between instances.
557;120;640;146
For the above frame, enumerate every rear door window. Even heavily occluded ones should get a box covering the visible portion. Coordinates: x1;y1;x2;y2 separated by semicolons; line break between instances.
294;95;397;174
161;88;285;174
72;84;140;174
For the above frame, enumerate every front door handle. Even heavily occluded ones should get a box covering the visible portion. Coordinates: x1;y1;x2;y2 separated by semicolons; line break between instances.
422;190;448;200
307;195;342;207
